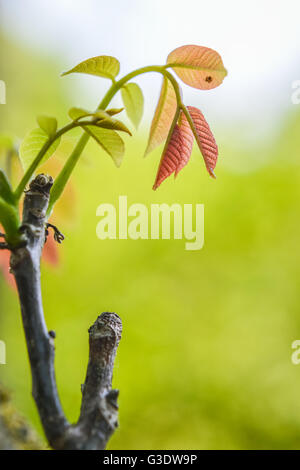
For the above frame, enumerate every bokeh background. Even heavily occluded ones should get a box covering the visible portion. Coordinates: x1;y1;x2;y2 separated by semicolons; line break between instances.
1;0;300;449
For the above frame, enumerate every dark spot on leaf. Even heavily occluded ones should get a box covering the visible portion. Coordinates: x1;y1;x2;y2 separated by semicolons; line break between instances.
205;76;213;83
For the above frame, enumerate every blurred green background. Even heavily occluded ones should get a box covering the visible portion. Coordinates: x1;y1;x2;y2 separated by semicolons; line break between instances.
1;6;300;449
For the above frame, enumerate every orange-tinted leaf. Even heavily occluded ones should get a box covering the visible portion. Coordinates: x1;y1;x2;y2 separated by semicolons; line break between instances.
153;125;182;190
0;223;60;292
167;45;227;90
43;232;59;266
0;239;16;289
175;112;194;176
145;77;178;156
187;106;218;177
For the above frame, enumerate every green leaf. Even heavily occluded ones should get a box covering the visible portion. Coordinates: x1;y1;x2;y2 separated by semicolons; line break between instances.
68;108;126;131
84;126;125;167
62;56;120;80
69;108;131;134
106;108;124;116
93;118;132;135
37;115;57;138
0;195;20;244
94;110;110;120
19;128;61;172
0;169;15;204
121;83;144;129
68;107;91;121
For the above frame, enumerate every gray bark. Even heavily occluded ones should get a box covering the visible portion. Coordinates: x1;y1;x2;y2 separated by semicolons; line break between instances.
8;174;122;450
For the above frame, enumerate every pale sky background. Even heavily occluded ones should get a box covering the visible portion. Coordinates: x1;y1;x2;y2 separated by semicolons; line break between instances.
1;0;300;144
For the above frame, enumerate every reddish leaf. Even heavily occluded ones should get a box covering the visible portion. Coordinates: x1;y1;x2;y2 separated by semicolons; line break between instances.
187;106;218;177
153;125;182;190
0;248;16;289
0;217;59;292
175;112;194;176
43;233;59;266
167;45;227;90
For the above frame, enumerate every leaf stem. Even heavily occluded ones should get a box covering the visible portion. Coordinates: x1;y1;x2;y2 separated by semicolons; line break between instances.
29;64;182;216
99;66;183;109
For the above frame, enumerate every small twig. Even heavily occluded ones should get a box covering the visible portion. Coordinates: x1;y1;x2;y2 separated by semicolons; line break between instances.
10;174;122;450
76;313;122;449
45;223;65;244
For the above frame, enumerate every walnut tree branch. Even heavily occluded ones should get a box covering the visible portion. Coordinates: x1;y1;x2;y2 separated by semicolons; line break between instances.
9;174;122;450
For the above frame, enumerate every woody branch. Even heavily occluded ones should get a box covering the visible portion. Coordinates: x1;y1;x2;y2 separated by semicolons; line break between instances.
8;173;122;450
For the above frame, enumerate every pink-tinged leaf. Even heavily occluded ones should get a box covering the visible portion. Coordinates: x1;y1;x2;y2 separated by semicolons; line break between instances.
0;248;16;289
43;234;59;266
153;125;182;190
187;106;218;177
167;45;227;90
145;77;178;156
175;112;194;176
0;237;59;290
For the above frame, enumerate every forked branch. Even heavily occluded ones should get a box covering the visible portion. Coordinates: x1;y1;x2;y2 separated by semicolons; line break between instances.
9;174;122;450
